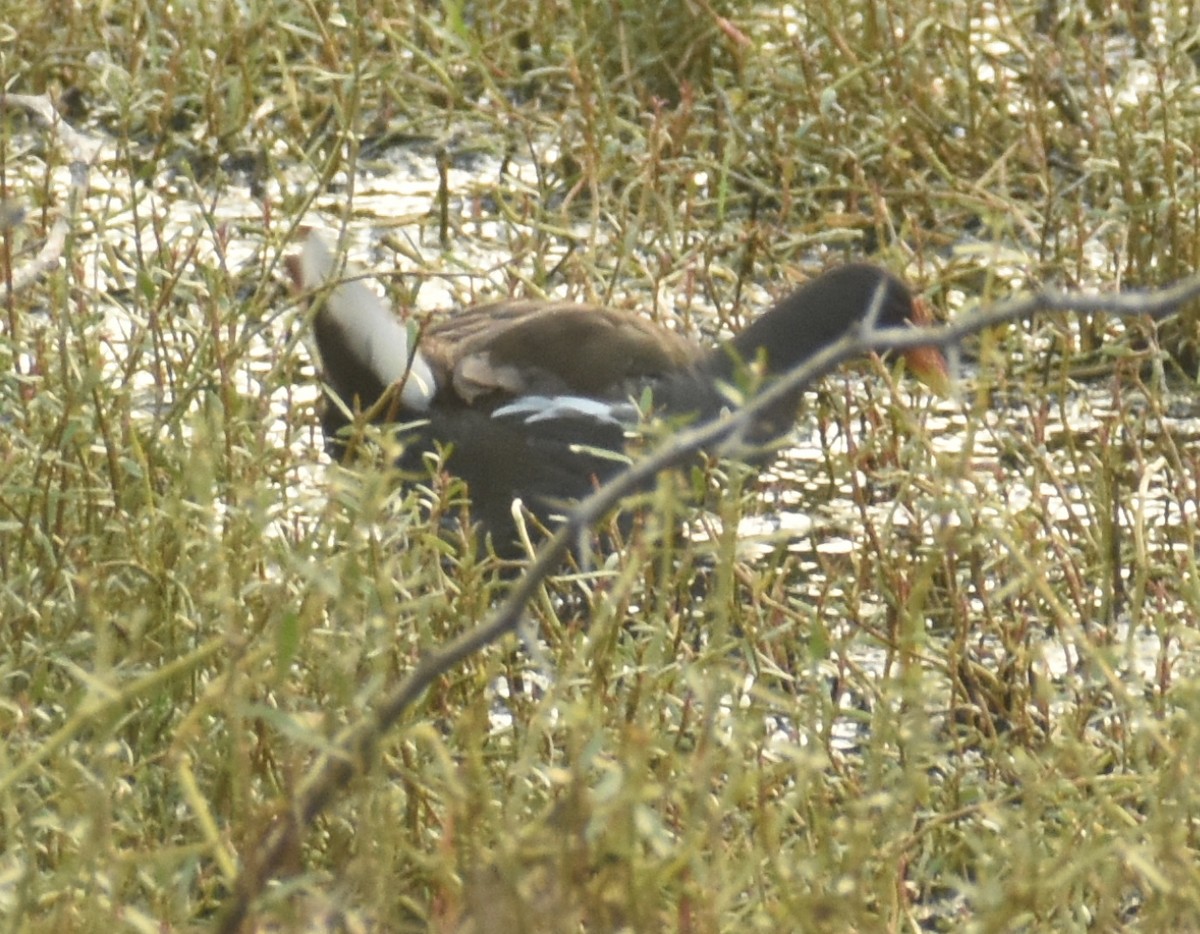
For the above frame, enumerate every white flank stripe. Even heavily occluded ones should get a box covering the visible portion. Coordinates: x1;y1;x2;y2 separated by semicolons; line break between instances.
493;395;639;427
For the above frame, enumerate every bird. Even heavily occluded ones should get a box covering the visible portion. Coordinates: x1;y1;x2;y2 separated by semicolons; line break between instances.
287;230;948;552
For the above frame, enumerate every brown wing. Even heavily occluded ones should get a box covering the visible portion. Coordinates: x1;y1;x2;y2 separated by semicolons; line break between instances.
421;301;703;405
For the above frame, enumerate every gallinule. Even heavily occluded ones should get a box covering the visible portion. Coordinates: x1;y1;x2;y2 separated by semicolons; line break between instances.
288;231;947;549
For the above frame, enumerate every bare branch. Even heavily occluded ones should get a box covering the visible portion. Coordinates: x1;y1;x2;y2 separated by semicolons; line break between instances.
1;93;98;293
218;270;1200;930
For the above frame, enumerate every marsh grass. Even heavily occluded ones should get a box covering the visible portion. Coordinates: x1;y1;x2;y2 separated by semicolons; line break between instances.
4;0;1200;930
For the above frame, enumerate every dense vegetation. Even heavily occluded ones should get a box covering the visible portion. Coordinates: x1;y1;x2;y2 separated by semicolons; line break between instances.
4;0;1200;929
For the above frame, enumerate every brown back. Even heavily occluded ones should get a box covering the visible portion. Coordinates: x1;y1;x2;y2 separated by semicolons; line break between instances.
421;301;703;406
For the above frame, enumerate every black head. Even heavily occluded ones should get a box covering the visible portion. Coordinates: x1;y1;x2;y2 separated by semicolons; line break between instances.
707;263;947;395
726;264;918;375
